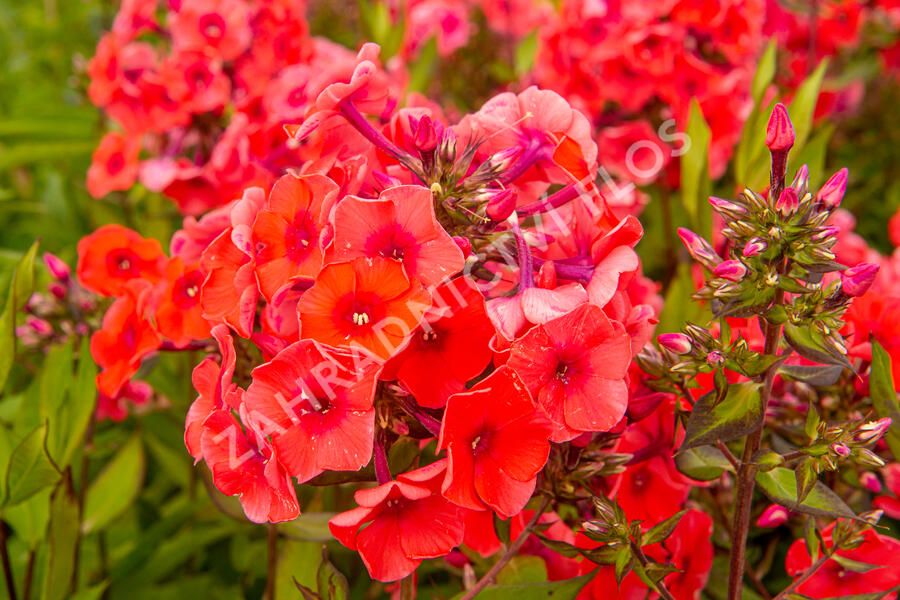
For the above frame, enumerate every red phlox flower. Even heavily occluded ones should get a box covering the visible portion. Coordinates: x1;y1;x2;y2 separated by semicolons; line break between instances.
510;509;580;581
87;131;141;198
154;256;211;347
326;185;464;288
169;0;252;61
382;276;494;409
259;287;303;345
508;303;631;441
329;459;465;582
157;49;231;114
596;120;671;186
786;522;900;598
243;340;380;482
438;366;553;517
76;223;166;297
91;279;162;398
96;380;153;422
199;407;299;523
253;172;339;301
170;200;235;264
185;324;241;461
297;256;431;361
486;282;588;344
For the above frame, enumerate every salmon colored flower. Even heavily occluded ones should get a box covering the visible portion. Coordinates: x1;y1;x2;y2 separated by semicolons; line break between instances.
91;280;162;398
298;256;431;361
382;276;494;408
154;257;211;347
438;366;552;517
86;132;141;198
329;460;465;582
243;340;380;482
199;409;299;523
76;224;166;297
169;0;252;61
326;185;464;288
253;173;339;301
507;303;631;441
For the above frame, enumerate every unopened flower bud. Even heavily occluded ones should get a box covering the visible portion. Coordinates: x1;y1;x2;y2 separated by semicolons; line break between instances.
414;114;439;154
658;333;692;354
439;128;457;163
766;103;795;152
452;236;472;257
485;188;518;221
810;226;840;243
489;147;522;172
708;196;747;217
743;237;767;257
25;316;53;336
832;443;851;457
791;164;809;194
856;448;886;468
817;168;848;209
776;187;799;216
372;170;402;190
859;471;882;493
48;283;68;300
714;260;747;282
840;262;879;297
706;350;726;366
756;504;789;528
677;227;721;267
43;252;70;281
855;417;892;443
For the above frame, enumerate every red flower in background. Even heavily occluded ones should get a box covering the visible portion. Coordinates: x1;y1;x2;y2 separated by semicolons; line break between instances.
96;380;152;422
329;460;465;582
786;522;900;598
91;279;161;398
325;185;465;288
297;256;431;360
87;132;141;198
252;172;339;301
382;276;494;408
77;224;165;297
438;366;553;517
243;340;380;482
508;303;631;441
169;0;252;61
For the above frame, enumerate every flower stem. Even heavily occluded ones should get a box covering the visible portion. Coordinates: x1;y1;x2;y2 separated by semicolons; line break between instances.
459;496;551;600
518;183;580;216
772;554;828;600
629;540;677;600
0;523;17;600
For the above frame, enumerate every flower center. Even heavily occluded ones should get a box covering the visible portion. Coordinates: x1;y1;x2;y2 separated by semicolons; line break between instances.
199;13;226;41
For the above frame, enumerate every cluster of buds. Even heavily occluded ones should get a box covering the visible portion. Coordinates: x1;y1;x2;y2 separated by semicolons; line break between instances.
18;253;95;348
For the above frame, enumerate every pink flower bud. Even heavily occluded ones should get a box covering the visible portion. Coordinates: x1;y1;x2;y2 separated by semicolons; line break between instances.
414;114;439;154
766;103;795;152
485;188;518;221
706;350;725;366
713;260;747;282
677;228;720;266
658;333;692;354
776;187;799;216
743;237;767;257
48;283;68;300
832;443;851;457
810;226;840;243
489;147;522;172
25;316;53;336
817;168;848;209
860;471;882;493
452;236;472;257
43;252;70;281
791;164;809;191
840;262;879;297
856;417;893;443
708;196;747;216
756;504;789;528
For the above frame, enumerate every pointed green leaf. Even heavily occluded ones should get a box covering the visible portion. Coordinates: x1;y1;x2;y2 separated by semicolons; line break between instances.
461;572;594;599
784;323;852;369
870;339;900;461
680;99;712;238
756;467;856;519
82;434;145;533
794;458;818;504
317;547;349;600
54;337;97;470
675;446;734;481
41;476;80;600
751;42;777;105
4;423;60;507
682;382;763;449
0;241;40;391
788;59;829;152
614;546;633;584
779;365;844;387
643;510;688;546
497;556;549;585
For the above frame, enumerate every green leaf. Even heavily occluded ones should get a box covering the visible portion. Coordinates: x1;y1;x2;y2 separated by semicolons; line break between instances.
278;512;335;543
494;512;512;545
276;540;321;600
614;546;633;584
682;382;763;449
316;547;349;600
515;31;539;77
803;516;819;562
4;423;60;507
751;42;777;105
643;510;688;546
675;446;734;481
788;59;829;152
41;476;80;600
69;583;109;600
534;532;581;558
464;572;593;599
497;556;549;585
830;554;882;574
0;241;39;391
794;458;818;504
779;365;844;387
679;99;712;238
53;337;97;470
408;37;437;94
756;467;856;519
805;402;821;442
784;323;852;369
658;263;709;334
0;141;95;170
3;487;51;548
82;434;145;533
870;339;900;461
